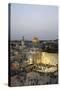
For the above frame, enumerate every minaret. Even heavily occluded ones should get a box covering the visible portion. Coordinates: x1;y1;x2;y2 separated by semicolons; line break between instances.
21;36;25;48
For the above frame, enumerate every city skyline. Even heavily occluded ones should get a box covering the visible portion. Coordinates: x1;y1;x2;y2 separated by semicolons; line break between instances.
10;4;58;40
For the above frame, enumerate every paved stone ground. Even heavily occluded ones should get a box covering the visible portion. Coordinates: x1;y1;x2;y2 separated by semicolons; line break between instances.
10;71;58;86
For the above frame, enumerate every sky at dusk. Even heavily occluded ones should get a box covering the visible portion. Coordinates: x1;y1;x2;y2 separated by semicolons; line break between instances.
10;4;58;40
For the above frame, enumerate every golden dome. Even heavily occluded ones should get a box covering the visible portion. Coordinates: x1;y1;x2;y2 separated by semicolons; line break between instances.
32;37;40;44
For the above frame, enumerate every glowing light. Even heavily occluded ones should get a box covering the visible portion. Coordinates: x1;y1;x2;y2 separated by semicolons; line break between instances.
28;57;33;64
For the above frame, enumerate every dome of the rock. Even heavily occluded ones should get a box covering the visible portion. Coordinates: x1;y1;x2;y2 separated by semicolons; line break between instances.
32;37;40;44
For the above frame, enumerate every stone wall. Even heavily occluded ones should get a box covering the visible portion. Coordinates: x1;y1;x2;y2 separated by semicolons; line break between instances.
41;52;58;66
